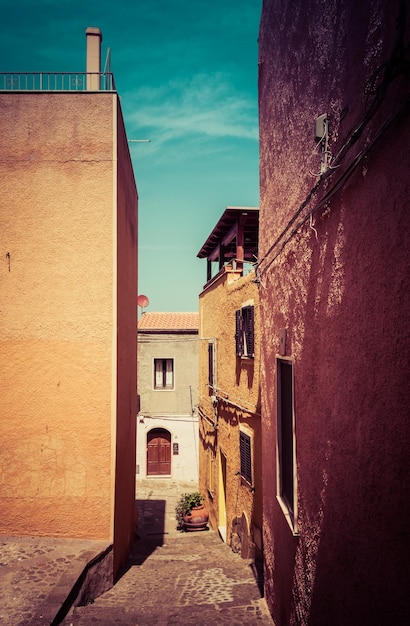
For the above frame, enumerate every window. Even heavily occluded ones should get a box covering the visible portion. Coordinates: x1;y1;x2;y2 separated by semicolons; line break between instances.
208;341;215;393
240;430;252;485
154;358;174;389
235;305;254;358
276;358;297;532
208;449;215;497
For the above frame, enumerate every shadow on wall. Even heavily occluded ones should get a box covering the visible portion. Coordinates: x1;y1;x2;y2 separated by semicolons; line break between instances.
285;141;409;624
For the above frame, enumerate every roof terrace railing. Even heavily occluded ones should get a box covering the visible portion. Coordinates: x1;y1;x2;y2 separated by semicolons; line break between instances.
0;72;116;92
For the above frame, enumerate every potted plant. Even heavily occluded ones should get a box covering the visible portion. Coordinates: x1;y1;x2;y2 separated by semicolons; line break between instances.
175;492;209;531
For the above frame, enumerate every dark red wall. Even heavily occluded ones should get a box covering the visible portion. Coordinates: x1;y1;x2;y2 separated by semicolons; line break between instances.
258;1;410;624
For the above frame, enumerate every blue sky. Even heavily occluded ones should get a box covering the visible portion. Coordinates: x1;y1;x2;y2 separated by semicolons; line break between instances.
0;0;261;313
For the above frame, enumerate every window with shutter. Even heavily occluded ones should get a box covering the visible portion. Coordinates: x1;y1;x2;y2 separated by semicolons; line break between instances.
243;305;254;357
240;431;252;484
235;305;254;358
154;358;174;389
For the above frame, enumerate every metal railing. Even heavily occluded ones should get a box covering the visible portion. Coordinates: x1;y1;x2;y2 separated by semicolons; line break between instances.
0;72;116;92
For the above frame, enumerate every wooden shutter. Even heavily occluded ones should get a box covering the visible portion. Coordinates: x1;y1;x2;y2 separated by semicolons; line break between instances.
165;359;173;388
235;309;243;356
154;359;163;388
240;431;252;484
244;306;255;357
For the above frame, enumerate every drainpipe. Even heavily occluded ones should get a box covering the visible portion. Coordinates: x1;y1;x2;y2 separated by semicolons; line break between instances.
86;27;102;90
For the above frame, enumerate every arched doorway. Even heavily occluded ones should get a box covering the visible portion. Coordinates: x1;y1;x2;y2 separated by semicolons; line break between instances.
147;428;171;476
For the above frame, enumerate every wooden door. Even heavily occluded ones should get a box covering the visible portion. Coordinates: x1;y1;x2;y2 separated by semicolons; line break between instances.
147;428;171;476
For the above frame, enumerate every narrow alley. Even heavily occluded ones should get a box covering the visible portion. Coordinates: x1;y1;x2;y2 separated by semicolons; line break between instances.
61;480;274;625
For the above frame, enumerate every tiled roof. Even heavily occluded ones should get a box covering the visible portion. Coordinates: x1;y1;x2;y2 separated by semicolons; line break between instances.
138;312;199;332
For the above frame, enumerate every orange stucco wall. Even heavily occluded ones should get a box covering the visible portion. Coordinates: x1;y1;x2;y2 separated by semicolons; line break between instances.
0;92;135;542
198;269;262;556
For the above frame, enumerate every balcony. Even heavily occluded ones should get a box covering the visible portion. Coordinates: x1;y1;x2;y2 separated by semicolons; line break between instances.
0;72;116;92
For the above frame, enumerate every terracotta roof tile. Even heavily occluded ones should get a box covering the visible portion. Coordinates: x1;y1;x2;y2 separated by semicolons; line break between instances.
138;312;199;332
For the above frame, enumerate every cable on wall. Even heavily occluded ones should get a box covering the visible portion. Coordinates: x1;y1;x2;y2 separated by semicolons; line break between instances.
257;99;409;280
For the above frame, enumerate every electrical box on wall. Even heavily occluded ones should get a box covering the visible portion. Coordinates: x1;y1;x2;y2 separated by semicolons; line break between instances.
314;113;328;141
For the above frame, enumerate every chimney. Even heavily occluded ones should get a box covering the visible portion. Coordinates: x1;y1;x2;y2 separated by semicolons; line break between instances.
86;27;102;90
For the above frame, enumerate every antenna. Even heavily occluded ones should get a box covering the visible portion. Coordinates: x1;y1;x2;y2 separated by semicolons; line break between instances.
137;294;149;314
104;47;111;74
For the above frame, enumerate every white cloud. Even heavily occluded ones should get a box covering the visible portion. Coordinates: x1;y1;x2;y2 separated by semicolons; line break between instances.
122;72;258;150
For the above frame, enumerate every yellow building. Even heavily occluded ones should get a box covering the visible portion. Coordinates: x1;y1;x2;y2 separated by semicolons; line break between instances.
197;207;262;560
0;28;138;579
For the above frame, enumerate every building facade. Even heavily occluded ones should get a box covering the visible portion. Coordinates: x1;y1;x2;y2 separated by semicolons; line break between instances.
197;207;263;560
137;312;199;487
258;1;410;624
0;28;138;578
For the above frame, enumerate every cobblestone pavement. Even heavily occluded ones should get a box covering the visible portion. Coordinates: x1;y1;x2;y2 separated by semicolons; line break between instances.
0;535;109;626
62;478;274;625
62;531;273;626
0;479;274;625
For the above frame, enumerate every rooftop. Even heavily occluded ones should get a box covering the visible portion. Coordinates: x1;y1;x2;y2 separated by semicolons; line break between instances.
138;312;199;333
0;72;116;92
0;27;115;93
197;206;259;285
197;206;259;260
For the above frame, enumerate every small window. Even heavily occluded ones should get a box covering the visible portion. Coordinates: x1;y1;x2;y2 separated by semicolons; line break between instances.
154;358;174;389
240;431;252;485
276;358;297;532
235;305;254;358
208;341;215;393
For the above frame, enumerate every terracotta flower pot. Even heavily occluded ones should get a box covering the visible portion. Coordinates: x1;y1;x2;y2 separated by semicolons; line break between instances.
183;504;209;531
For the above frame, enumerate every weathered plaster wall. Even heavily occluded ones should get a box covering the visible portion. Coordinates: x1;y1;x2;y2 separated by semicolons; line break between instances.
138;333;199;416
137;331;199;483
198;270;262;556
258;1;410;624
112;99;138;576
0;93;116;539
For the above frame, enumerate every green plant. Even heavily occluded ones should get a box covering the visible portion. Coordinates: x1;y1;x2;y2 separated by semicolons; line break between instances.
175;492;203;528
